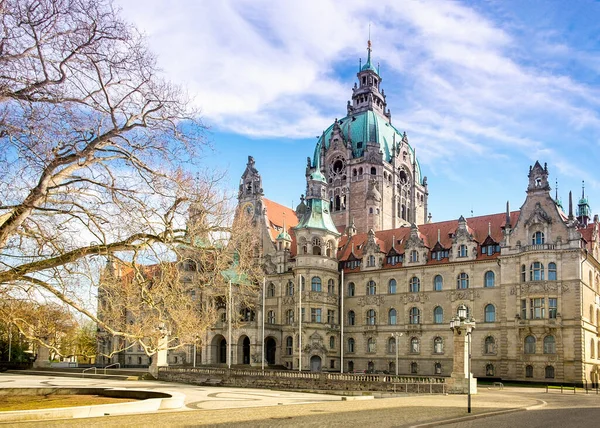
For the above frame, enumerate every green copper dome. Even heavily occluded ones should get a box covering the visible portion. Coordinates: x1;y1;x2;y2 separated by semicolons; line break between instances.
276;230;292;241
313;110;423;185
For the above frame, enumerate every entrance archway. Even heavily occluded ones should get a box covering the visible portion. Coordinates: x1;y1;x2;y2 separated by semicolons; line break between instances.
238;336;251;365
310;355;322;372
211;335;227;364
265;337;276;365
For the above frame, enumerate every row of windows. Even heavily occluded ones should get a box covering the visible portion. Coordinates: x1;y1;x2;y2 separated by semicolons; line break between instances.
347;336;445;354
347;305;498;325
280;309;337;324
521;262;557;281
348;272;496;296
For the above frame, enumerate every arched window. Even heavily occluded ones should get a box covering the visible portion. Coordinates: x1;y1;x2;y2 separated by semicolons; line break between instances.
286;336;293;355
348;338;355;353
348;311;355;326
388;337;396;353
326;241;333;257
328;279;335;295
388;279;397;294
410;361;418;374
366;309;377;325
545;365;555;379
267;283;276;297
409;307;421;324
434;275;443;291
458;244;468;257
434;362;442;375
524;335;536;354
348;282;355;297
484;271;495;287
312;237;322;255
434;337;443;354
359;167;363;175
388;308;397;325
548;262;557;280
530;262;544;281
485;336;496;354
591;305;595;324
329;336;335;349
370;167;376;175
525;365;534;378
367;337;376;352
311;276;322;292
286;280;294;296
486;364;495;376
367;280;377;295
410;337;420;353
433;306;444;324
348;360;354;372
457;273;469;289
286;309;294;324
485;304;496;322
267;310;275;324
591;338;595;359
409;276;420;292
352;168;357;177
532;231;545;245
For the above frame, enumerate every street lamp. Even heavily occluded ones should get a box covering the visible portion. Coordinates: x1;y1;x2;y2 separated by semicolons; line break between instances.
450;304;476;413
391;332;403;376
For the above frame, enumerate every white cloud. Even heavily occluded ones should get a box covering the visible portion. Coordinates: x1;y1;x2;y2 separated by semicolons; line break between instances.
114;0;600;207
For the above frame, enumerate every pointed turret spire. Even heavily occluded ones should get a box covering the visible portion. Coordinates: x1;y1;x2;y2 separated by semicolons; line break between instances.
568;191;574;220
505;201;511;228
577;180;591;227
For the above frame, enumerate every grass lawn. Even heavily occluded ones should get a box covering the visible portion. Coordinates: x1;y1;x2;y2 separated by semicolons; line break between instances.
0;395;137;411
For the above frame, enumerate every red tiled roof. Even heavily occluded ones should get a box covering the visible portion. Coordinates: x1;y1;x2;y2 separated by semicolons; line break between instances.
338;211;521;266
263;198;299;256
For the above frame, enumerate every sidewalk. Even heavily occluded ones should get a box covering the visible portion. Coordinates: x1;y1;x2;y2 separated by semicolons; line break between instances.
4;385;543;427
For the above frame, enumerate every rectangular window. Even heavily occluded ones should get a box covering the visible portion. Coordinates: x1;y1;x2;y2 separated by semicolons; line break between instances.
521;299;527;320
301;308;305;322
311;308;322;323
330;359;335;369
530;298;545;319
327;310;335;324
549;298;558;319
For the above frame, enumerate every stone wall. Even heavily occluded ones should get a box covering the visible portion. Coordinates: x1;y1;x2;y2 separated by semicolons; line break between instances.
158;368;447;394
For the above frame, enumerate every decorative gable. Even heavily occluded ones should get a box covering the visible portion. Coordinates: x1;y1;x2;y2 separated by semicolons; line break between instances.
362;229;383;269
451;216;477;261
524;202;552;227
405;223;427;265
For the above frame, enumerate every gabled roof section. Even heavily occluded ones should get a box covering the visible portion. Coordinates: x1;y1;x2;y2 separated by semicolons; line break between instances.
338;210;521;268
263;198;299;251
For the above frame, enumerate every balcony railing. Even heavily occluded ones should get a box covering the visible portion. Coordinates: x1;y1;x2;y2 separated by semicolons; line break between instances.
519;243;556;252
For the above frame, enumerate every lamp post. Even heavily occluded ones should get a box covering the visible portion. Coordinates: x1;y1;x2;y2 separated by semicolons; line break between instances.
450;304;476;413
390;332;403;376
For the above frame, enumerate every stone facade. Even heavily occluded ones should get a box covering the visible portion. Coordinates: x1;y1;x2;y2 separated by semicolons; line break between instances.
201;43;600;386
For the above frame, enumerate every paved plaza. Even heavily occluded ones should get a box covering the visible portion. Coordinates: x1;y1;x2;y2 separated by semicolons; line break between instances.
3;373;600;427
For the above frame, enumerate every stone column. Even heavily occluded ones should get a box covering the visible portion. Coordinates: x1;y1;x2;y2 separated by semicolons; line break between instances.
447;325;477;394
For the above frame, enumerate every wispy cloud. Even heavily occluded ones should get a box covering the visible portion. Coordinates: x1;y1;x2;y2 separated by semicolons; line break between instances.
114;0;600;208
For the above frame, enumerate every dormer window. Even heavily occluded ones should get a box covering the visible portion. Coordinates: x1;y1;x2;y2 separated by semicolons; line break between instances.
410;250;419;263
458;244;468;257
532;231;545;245
367;255;375;267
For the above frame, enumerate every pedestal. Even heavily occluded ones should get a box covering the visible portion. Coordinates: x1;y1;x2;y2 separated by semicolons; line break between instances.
32;344;51;368
448;323;477;394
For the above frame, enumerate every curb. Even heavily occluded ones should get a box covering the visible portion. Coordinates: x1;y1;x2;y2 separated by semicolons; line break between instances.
408;399;547;427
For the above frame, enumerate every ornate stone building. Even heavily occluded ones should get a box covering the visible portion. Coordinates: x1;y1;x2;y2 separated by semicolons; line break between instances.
203;43;600;385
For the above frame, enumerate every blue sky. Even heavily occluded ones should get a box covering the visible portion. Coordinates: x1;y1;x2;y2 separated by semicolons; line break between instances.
115;0;600;223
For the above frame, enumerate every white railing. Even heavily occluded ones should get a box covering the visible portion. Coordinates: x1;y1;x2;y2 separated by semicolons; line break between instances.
82;367;97;377
104;363;120;374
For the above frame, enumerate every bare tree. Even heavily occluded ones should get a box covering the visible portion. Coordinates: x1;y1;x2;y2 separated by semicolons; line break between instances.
0;0;261;366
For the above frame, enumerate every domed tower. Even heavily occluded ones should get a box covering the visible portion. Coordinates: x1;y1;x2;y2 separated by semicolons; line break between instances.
306;40;428;234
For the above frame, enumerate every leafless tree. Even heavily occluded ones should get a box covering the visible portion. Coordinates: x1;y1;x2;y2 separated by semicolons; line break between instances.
0;0;261;365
